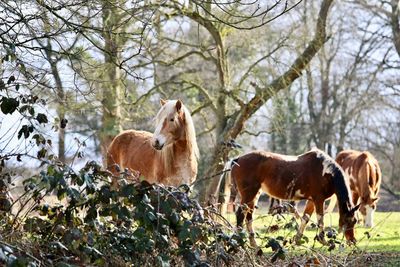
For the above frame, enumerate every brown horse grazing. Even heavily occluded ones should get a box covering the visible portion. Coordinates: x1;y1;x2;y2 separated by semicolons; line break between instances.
229;148;359;247
107;99;199;187
335;150;381;228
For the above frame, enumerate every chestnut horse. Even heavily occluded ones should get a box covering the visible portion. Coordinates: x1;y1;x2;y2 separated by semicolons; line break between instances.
229;148;359;247
329;150;381;228
107;99;199;187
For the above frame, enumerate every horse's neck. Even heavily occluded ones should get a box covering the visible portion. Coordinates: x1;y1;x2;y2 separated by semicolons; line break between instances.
174;140;196;162
173;140;197;169
336;196;352;214
333;172;353;214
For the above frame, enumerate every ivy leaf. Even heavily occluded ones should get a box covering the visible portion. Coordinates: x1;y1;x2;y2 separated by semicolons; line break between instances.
17;125;34;139
19;105;35;116
32;134;46;145
270;248;286;263
156;254;170;267
1;97;19;114
85;206;98;222
266;238;282;252
37;147;47;159
120;184;136;197
60;118;68;129
0;80;5;90
57;188;67;200
7;75;15;84
36;113;48;124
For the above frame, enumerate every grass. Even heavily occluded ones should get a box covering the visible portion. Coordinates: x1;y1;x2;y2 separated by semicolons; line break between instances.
224;210;400;266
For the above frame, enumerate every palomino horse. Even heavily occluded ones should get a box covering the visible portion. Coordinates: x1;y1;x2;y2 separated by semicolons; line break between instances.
333;150;381;228
229;148;359;247
107;99;199;187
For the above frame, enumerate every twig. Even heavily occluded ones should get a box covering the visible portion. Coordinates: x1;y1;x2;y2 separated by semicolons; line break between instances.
190;168;232;187
0;240;42;265
381;182;400;200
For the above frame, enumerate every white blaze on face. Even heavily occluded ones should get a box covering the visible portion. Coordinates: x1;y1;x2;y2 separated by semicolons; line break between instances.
152;100;177;147
364;205;374;228
153;122;167;147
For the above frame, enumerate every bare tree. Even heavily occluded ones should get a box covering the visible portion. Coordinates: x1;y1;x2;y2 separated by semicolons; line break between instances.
142;0;334;204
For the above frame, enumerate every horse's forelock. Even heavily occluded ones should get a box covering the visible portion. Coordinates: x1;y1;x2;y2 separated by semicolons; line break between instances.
154;101;179;132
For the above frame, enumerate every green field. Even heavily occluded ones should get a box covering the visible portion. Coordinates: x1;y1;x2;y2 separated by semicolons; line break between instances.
225;211;400;265
255;212;400;252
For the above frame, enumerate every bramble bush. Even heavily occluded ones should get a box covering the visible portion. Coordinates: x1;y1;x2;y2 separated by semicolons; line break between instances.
1;160;249;266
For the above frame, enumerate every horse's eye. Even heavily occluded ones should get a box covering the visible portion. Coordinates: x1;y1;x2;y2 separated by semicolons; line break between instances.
170;118;174;122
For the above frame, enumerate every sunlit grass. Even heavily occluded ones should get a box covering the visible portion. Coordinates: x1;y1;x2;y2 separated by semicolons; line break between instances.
225;210;400;254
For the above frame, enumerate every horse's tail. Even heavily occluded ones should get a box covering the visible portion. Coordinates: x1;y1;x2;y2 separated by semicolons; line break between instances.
219;158;239;216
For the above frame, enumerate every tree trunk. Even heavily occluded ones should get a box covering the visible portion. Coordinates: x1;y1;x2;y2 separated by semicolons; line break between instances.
99;0;124;162
391;0;400;57
44;40;66;163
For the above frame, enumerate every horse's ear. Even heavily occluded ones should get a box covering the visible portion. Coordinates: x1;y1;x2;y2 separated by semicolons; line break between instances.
160;99;167;106
176;99;182;112
350;203;361;214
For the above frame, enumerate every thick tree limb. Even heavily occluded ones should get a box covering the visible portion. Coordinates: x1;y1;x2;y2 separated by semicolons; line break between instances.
229;0;334;139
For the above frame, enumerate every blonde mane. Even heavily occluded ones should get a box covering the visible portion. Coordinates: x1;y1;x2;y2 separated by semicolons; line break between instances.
155;101;199;176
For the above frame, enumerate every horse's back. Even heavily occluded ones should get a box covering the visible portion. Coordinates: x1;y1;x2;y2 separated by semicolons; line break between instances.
233;150;325;181
107;130;155;178
232;150;276;177
336;149;381;193
355;151;381;191
107;130;152;158
231;151;272;186
336;150;361;171
336;150;356;165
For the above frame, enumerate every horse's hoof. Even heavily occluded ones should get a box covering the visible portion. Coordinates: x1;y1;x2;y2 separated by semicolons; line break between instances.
315;233;328;245
346;238;357;246
292;235;302;245
249;238;258;248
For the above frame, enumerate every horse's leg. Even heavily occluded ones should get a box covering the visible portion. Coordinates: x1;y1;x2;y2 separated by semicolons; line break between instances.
315;200;328;245
236;205;245;229
268;197;280;214
287;200;301;219
236;187;260;247
294;200;315;244
246;191;263;247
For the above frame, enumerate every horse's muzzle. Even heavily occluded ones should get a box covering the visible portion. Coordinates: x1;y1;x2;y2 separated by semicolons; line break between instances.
152;139;164;150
